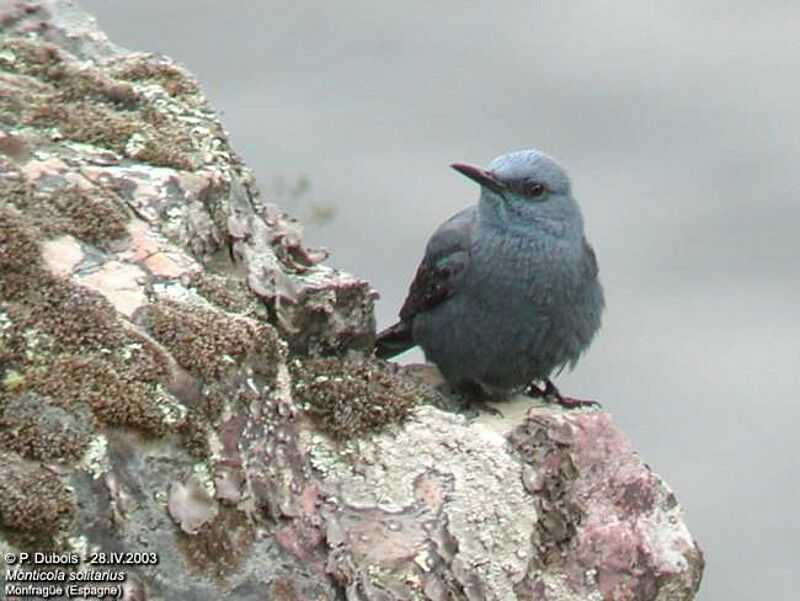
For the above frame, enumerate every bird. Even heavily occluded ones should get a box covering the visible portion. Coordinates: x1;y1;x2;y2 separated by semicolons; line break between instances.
374;149;604;408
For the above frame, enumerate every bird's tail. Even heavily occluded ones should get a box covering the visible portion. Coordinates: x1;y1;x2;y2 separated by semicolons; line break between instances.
374;321;415;359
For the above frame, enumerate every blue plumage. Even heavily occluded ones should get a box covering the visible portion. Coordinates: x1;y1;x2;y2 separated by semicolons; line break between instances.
376;149;604;401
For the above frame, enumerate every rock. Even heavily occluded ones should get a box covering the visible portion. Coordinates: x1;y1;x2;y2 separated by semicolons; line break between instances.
168;476;220;535
0;1;703;599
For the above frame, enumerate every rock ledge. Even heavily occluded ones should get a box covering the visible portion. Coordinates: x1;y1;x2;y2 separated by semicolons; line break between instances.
0;2;703;599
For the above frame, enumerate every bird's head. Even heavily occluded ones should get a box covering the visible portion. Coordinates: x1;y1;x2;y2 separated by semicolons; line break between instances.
451;149;580;233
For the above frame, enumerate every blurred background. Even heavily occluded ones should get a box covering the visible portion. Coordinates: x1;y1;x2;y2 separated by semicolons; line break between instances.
81;2;800;599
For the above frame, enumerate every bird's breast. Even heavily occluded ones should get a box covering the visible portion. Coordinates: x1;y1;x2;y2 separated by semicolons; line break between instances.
470;229;586;305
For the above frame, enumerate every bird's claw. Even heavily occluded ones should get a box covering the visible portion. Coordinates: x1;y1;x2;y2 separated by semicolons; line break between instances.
463;397;504;417
527;380;601;410
551;395;600;409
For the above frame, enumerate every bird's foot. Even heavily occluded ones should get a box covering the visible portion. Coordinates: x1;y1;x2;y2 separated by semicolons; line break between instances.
461;394;503;417
454;383;504;416
461;395;504;417
528;380;601;410
525;382;547;397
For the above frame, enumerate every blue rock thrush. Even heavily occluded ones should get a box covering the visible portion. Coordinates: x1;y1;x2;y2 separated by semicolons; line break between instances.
375;149;604;407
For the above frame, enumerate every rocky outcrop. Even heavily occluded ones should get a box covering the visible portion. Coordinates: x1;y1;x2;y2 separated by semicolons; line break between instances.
0;1;703;599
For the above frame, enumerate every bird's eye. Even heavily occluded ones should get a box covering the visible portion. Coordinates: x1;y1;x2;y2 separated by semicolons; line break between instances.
524;181;546;197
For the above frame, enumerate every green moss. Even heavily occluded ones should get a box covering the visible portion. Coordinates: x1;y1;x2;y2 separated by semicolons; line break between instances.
0;205;188;457
176;408;210;458
0;451;76;547
0;85;25;125
0;38;213;171
1;273;170;378
127;121;197;171
0;39;66;81
112;56;201;98
119;329;172;384
20;354;167;436
0;176;32;205
48;187;128;247
0;391;92;461
7;276;128;352
0;204;40;287
0;266;173;442
142;299;283;383
188;272;257;315
27;101;139;153
0;196;169;398
1;39;138;107
0;132;31;162
0;37;259;473
291;357;422;441
2;182;128;251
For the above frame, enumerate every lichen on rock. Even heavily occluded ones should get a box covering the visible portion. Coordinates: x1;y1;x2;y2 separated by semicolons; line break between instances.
0;2;703;599
509;408;705;600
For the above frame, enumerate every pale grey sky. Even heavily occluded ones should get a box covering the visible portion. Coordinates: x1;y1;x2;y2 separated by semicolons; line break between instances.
81;2;800;599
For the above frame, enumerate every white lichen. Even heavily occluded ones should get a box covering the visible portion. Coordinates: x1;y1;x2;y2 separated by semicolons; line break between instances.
306;404;539;599
78;433;110;480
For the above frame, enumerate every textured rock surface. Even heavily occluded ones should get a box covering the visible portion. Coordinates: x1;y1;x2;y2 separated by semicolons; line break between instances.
0;1;703;599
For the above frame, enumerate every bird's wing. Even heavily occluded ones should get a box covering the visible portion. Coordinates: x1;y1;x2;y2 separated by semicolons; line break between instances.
582;237;599;279
399;207;475;321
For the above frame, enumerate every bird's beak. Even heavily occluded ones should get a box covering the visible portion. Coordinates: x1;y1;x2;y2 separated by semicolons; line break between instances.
450;162;505;194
